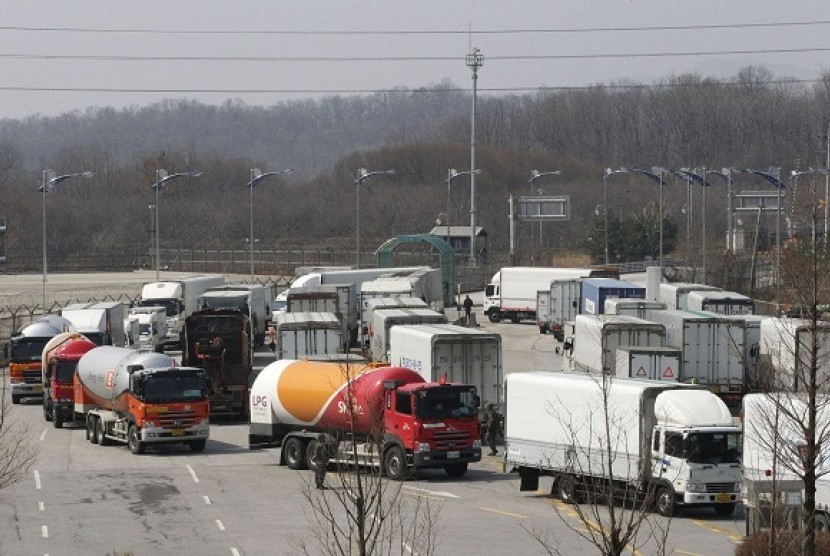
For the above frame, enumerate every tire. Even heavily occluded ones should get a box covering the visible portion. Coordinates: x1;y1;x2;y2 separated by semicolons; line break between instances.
53;412;63;429
714;503;736;517
655;487;676;517
557;474;581;504
127;425;145;454
488;311;501;323
11;394;20;405
43;399;53;422
306;439;327;473
189;439;207;453
282;437;307;470
86;417;96;442
444;463;468;478
97;419;110;446
510;317;521;324
384;446;407;481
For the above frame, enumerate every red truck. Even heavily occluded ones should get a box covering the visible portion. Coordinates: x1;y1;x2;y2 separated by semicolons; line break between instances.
248;360;481;479
41;333;97;428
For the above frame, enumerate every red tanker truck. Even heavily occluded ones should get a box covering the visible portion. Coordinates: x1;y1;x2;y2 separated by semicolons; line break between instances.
248;360;482;479
75;346;210;454
41;332;97;428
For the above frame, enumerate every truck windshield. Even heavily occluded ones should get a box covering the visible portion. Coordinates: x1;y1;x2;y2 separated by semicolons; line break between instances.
686;431;742;464
10;338;49;362
137;299;178;317
416;387;479;419
139;324;152;335
140;373;206;403
54;360;77;383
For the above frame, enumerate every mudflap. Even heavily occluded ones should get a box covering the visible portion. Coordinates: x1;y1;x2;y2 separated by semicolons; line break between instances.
519;467;540;492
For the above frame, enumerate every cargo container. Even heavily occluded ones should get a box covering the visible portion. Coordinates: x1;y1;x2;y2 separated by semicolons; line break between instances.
604;298;667;319
60;301;126;347
285;283;354;348
758;317;830;390
540;278;583;340
615;346;683;381
370;308;448;362
658;282;721;311
362;296;428;348
360;268;444;313
566;314;666;374
685;290;755;315
580;278;645;315
273;311;342;360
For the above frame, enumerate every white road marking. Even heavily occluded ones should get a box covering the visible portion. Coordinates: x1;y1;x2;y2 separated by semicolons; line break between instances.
39;501;45;511
402;485;459;498
41;525;48;538
186;464;200;483
216;519;225;531
39;429;47;442
203;495;212;505
34;470;41;490
230;549;240;556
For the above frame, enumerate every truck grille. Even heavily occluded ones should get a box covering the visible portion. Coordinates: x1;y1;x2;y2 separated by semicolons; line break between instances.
157;410;197;428
706;483;736;493
23;370;42;384
432;430;470;450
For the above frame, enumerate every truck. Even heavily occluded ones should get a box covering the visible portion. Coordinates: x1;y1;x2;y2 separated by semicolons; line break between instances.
504;371;742;516
604;298;667;319
272;311;342;360
565;314;666;374
202;283;274;345
136;273;225;348
127;305;168;352
615;346;683;381
60;301;126;347
7;315;75;404
248;360;482;479
285;283;355;349
41;332;97;427
648;310;747;405
539;278;581;339
361;295;428;348
359;268;444;313
369;307;448;362
720;314;768;389
758;317;830;391
580;278;645;315
685;290;755;315
75;346;210;453
388;323;502;409
182;309;251;419
485;267;594;324
658;282;721;311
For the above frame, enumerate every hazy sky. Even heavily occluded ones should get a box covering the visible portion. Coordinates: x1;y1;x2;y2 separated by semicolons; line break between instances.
0;1;828;120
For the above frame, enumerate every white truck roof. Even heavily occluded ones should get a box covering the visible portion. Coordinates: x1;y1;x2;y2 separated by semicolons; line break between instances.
274;311;340;330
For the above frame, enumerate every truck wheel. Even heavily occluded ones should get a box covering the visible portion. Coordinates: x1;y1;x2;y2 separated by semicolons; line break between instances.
127;425;145;454
11;394;20;405
655;487;675;517
488;312;501;323
714;503;736;517
306;439;327;473
510;317;521;324
97;419;110;446
384;446;407;481
282;437;307;470
444;463;468;478
43;399;53;422
557;474;581;504
87;417;97;443
189;439;207;453
53;412;63;429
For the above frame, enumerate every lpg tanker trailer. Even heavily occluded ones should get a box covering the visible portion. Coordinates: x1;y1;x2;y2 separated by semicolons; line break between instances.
74;346;210;454
41;332;97;428
249;360;482;479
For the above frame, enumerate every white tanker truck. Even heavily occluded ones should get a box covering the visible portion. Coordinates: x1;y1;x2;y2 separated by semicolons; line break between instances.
75;346;211;454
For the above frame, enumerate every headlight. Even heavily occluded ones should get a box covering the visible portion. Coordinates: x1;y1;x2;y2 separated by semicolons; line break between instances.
415;443;431;453
686;482;706;493
473;439;482;449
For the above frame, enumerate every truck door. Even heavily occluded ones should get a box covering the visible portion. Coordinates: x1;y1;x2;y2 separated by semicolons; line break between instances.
385;391;415;448
651;427;669;479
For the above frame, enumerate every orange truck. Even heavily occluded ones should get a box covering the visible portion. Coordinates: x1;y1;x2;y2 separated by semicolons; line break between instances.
75;346;210;454
249;360;482;479
7;316;75;404
41;332;97;428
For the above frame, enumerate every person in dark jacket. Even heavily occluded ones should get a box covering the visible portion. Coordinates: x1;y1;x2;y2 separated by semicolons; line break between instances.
313;433;331;489
463;295;474;324
483;404;502;456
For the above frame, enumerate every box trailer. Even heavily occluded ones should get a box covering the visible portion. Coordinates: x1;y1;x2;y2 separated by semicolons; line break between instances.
580;278;646;316
285;283;354;349
658;282;721;311
60;301;126;347
566;314;666;374
686;290;755;315
545;278;583;340
273;311;343;360
369;308;448;362
615;346;683;381
604;298;667;319
759;317;830;391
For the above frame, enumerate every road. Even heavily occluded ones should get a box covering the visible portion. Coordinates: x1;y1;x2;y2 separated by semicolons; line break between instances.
0;273;745;555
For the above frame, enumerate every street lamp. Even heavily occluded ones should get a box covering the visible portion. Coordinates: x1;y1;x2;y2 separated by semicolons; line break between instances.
528;169;562;249
466;47;483;264
246;167;294;281
354;167;395;267
790;167;830;251
39;169;93;309
699;169;735;252
446;168;481;250
602;168;625;265
152;169;203;281
618;167;671;276
675;168;712;282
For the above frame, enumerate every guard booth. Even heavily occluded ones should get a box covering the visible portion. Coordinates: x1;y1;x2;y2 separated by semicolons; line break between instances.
743;478;803;535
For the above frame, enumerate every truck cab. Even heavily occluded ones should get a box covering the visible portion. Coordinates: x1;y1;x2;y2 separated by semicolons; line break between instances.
42;335;97;427
8;317;73;404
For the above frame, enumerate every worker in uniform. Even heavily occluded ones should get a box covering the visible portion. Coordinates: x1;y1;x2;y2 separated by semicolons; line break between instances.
484;403;501;456
313;433;331;490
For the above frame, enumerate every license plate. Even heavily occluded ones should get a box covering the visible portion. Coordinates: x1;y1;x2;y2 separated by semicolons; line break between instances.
715;493;731;503
31;384;42;393
172;429;185;437
447;451;460;459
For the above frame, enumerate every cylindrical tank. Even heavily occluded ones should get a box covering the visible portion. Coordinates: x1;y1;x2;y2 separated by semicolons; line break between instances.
17;316;73;339
41;333;97;382
77;346;175;407
250;359;424;434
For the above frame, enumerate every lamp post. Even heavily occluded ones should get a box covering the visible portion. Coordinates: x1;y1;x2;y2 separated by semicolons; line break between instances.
446;168;481;252
40;169;93;309
676;168;712;282
528;169;561;249
354;167;395;268
602;168;625;265
790;167;830;252
618;167;670;276
466;47;483;264
246;167;294;281
152;169;203;281
700;169;735;252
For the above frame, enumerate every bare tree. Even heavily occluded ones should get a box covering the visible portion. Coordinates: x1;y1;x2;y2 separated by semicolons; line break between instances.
0;375;37;491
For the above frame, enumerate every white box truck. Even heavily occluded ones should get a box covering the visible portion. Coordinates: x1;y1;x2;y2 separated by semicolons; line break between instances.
60;301;126;347
759;317;830;390
388;323;502;408
202;284;274;346
536;289;552;335
604;298;667;319
685;290;755;315
565;314;666;374
369;308;447;362
720;314;768;390
504;372;742;516
285;283;355;349
273;311;342;360
362;296;428;348
544;278;583;340
360;269;444;313
615;346;683;381
127;306;168;352
648;309;746;405
137;274;225;348
658;282;721;311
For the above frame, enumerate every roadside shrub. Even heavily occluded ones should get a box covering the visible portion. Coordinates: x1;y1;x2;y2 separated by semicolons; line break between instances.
736;530;830;555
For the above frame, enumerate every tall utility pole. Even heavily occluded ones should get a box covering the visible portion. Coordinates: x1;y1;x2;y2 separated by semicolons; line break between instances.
825;117;829;255
466;48;483;264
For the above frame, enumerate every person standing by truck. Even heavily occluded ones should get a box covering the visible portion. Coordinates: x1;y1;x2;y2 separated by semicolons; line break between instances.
484;403;501;455
463;295;474;325
313;433;331;490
